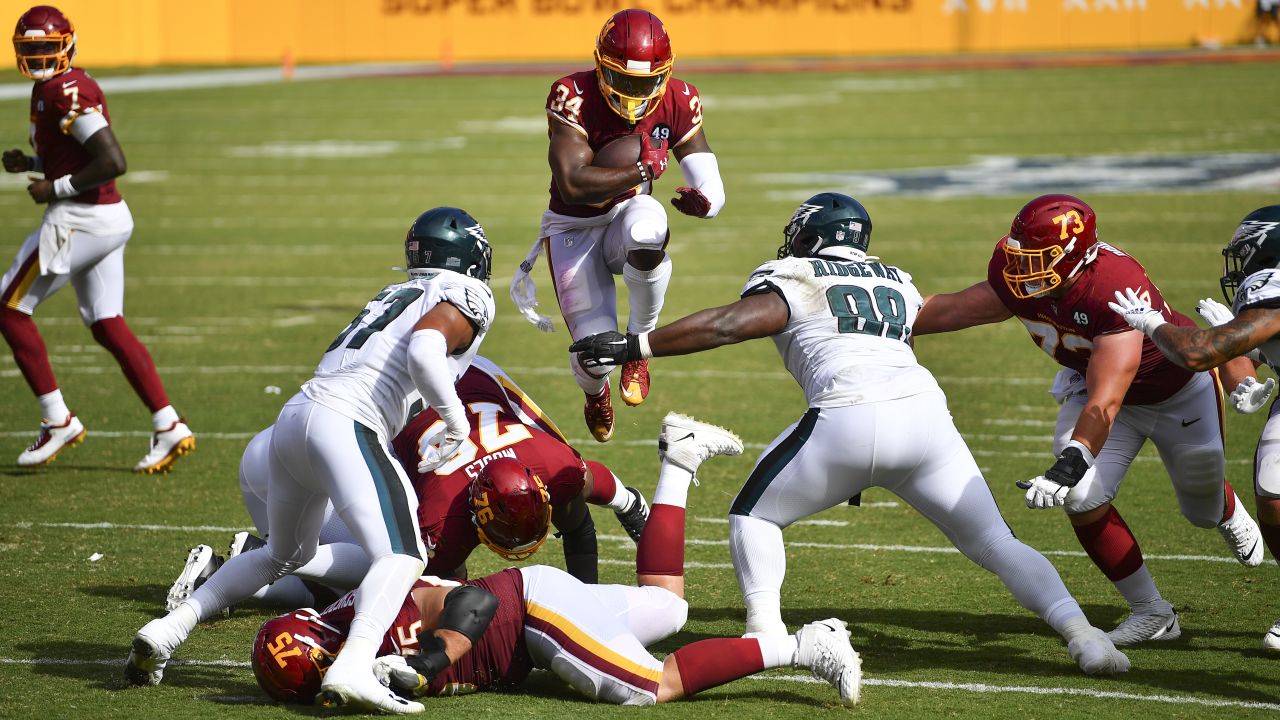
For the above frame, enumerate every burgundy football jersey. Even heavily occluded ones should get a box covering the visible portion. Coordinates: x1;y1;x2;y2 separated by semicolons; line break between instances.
390;366;588;575
986;239;1195;405
315;569;532;696
545;70;703;218
29;68;119;204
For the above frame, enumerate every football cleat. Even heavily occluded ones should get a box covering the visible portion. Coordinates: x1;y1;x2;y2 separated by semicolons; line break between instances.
16;413;86;467
165;545;223;613
619;359;650;407
134;420;195;474
124;620;182;686
1264;619;1280;651
228;531;266;560
583;386;615;443
658;412;744;478
1107;601;1181;647
794;618;861;707
318;665;425;714
1067;627;1131;675
614;486;650;543
1217;500;1264;567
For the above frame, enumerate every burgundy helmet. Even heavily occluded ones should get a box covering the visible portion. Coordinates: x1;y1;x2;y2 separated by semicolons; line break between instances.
251;610;344;704
469;457;551;561
594;9;674;124
1002;194;1100;299
13;6;74;81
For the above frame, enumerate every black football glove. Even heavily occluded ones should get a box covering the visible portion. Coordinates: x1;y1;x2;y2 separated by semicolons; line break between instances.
569;331;641;369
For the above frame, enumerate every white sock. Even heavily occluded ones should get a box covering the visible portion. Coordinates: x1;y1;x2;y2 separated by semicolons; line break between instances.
1059;615;1097;643
251;575;315;607
331;554;424;675
571;354;609;396
1113;565;1162;608
152;405;180;431
38;389;69;423
187;550;287;622
603;473;633;512
623;256;672;335
293;542;372;591
730;514;788;635
966;534;1088;636
755;634;800;668
653;461;694;508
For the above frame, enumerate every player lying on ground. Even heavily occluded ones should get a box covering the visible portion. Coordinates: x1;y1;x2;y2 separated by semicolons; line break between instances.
164;356;652;613
126;207;496;714
913;194;1263;647
571;192;1130;675
251;413;863;709
1109;204;1280;651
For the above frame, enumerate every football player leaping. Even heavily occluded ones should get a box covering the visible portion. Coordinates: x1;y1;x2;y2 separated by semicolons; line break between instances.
571;193;1129;675
249;413;864;708
1;5;193;472
1109;205;1280;650
126;208;496;715
913;194;1264;647
164;356;652;613
509;8;725;443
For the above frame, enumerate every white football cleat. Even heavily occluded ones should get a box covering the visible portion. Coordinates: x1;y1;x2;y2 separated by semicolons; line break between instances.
1264;619;1280;651
794;618;862;707
134;420;195;474
1067;627;1131;675
658;412;743;478
1107;601;1181;647
227;531;266;560
16;413;85;467
165;545;223;612
318;665;425;714
1217;500;1264;567
124;620;182;686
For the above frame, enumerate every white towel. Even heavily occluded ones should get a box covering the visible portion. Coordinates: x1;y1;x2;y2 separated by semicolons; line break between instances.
37;220;73;276
509;238;555;333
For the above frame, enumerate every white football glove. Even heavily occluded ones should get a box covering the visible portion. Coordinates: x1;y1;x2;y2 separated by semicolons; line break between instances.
1230;376;1276;414
417;424;468;474
1196;297;1234;327
1022;476;1070;509
373;655;429;698
1108;288;1166;336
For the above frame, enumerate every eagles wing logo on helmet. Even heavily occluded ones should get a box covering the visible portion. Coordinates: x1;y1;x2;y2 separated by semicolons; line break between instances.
786;203;823;240
464;224;488;244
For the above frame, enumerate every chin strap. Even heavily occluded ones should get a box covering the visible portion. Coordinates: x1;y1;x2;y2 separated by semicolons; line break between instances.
509;239;555;333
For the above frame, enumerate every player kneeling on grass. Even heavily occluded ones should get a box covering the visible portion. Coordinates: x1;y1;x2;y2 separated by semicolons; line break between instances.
162;356;652;617
571;192;1130;676
1108;205;1280;651
251;414;862;708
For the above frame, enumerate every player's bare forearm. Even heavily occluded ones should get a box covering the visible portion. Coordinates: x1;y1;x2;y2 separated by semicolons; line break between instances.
1220;355;1258;389
914;282;1011;336
1150;309;1280;371
648;292;788;357
1075;330;1141;455
548;123;644;204
432;628;474;663
1070;402;1119;457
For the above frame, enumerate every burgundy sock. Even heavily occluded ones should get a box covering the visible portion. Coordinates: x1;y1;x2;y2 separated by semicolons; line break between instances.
0;307;57;395
636;505;684;576
584;461;618;504
90;316;170;412
671;639;765;696
1221;482;1238;524
1073;506;1145;581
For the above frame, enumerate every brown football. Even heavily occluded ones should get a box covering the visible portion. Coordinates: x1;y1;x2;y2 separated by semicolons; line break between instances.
591;133;642;168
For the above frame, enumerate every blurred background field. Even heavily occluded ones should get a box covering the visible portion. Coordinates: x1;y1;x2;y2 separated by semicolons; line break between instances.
1;2;1280;717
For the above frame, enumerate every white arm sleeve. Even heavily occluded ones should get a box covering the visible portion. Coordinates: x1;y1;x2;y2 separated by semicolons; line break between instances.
677;152;725;218
68;111;109;144
407;329;468;432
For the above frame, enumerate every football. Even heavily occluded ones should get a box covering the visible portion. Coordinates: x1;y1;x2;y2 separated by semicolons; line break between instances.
591;133;642;168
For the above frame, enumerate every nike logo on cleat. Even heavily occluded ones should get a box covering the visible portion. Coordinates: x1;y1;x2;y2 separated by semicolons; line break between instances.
1181;418;1200;427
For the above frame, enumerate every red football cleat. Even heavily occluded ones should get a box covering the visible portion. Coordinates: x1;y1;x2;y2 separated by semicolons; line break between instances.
584;386;615;443
620;359;650;407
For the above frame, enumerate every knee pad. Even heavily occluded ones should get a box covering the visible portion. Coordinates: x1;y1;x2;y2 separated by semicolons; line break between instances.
620;195;668;253
1169;444;1227;527
1259;450;1280;499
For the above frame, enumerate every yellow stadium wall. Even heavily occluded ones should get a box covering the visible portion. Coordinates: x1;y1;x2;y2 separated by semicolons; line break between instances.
0;1;1259;67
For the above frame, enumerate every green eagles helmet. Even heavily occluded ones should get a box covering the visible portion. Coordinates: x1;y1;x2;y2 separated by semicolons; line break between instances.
1222;205;1280;303
404;207;492;282
778;192;873;262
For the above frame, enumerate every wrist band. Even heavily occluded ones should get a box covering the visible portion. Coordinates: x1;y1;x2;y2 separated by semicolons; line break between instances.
637;331;653;359
52;174;77;199
635;160;649;183
29;156;42;173
1064;440;1096;467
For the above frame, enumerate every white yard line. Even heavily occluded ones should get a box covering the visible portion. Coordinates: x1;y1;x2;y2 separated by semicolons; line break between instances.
0;657;1272;710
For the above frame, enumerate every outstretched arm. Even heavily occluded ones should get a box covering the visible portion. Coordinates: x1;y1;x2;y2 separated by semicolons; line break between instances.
1148;308;1280;372
913;281;1012;336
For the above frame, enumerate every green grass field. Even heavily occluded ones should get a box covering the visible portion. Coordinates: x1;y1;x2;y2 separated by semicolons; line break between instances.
1;58;1279;719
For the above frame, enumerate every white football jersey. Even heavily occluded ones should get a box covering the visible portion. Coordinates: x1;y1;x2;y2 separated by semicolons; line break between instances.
1231;268;1280;372
302;270;495;438
741;256;941;408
